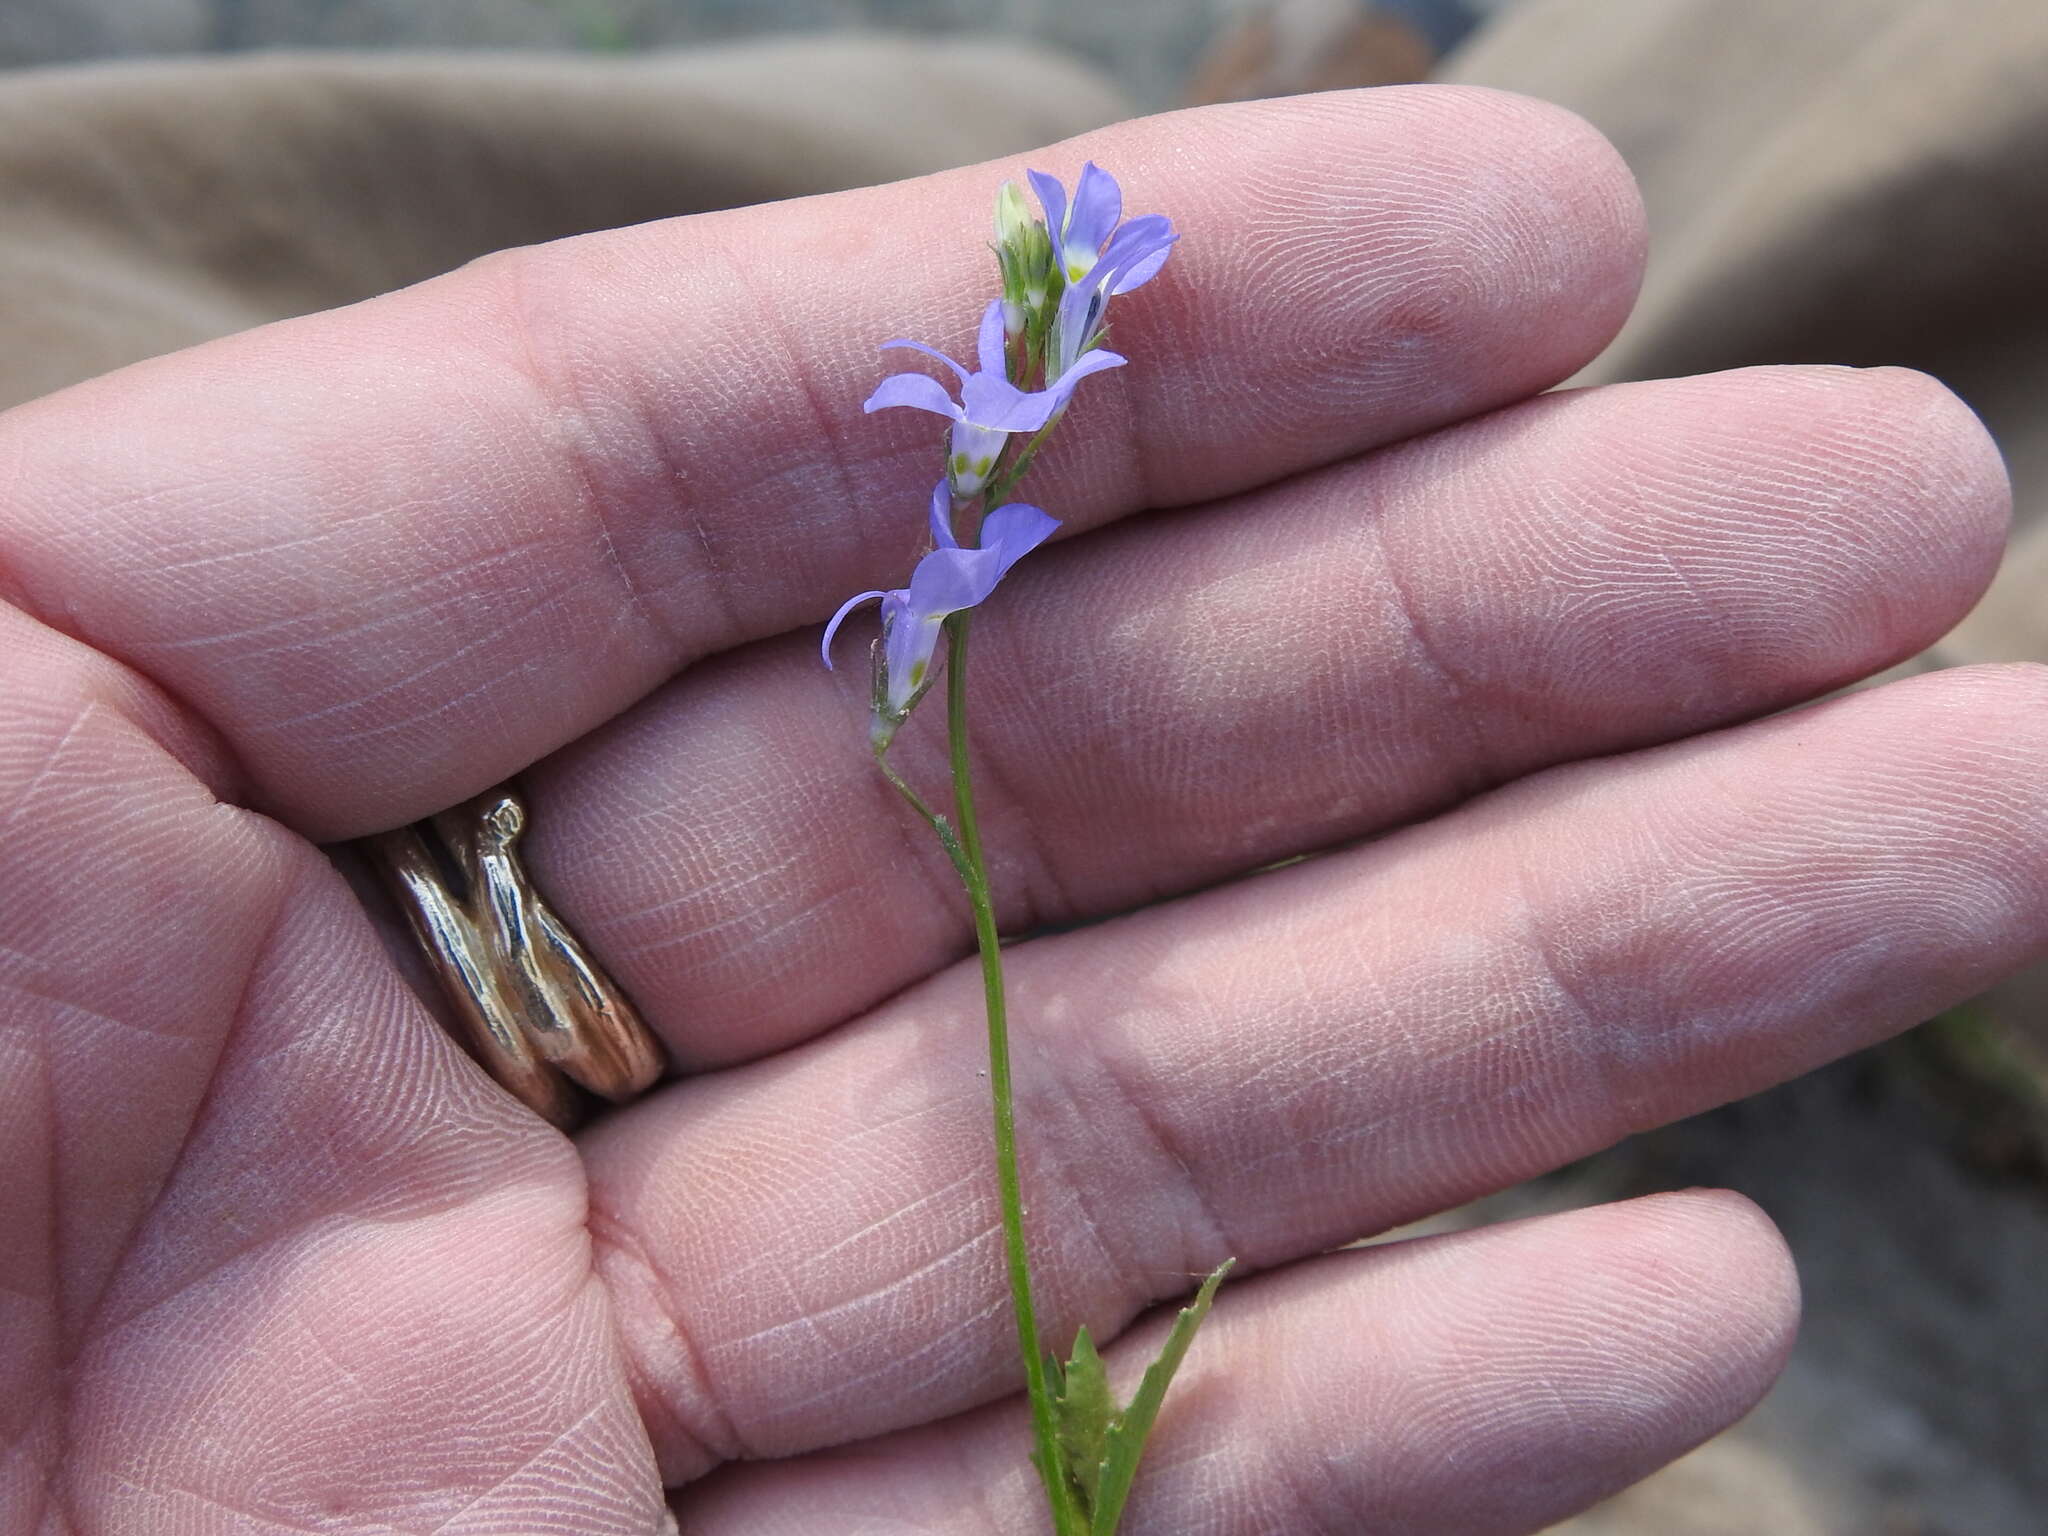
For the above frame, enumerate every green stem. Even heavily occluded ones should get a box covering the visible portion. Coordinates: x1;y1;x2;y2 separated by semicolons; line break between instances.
944;612;1078;1534
873;745;971;885
981;417;1060;509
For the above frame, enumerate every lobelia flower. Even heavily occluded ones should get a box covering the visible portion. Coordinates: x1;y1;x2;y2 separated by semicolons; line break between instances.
864;299;1123;498
822;480;1058;735
1029;162;1178;375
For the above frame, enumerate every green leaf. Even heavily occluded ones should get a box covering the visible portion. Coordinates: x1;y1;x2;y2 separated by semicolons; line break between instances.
1052;1326;1116;1519
1088;1260;1234;1536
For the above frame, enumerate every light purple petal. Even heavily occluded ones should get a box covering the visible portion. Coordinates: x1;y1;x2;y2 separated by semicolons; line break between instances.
1041;347;1127;414
975;300;1009;379
904;544;1007;616
820;589;889;667
1098;213;1173;263
1027;168;1068;242
864;372;964;418
979;503;1059;577
958;371;1060;433
900;505;1055;621
928;479;957;549
880;338;969;385
1066;161;1123;258
1097;214;1177;294
1109;241;1174;295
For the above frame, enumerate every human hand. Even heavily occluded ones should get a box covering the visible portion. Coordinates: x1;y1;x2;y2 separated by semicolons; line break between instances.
3;87;2039;1534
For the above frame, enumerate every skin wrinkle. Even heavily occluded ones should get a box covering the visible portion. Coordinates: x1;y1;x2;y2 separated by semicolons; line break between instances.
136;533;569;659
1065;1005;1235;1277
1009;976;1188;1303
418;1401;610;1536
598;844;819;959
12;793;293;1349
764;1294;1009;1430
0;699;93;840
1260;1437;1360;1536
716;1220;1002;1359
1508;374;1979;687
1367;504;1499;792
584;1197;741;1474
1012;1028;1202;1323
151;1483;339;1536
88;1017;570;1342
123;499;394;580
1503;842;1641;1149
3;615;248;807
771;1170;984;1279
138;1196;671;1531
723;877;875;986
89;1167;519;1356
852;745;982;987
234;583;577;740
49;855;296;1531
278;1306;382;1422
496;248;690;663
942;648;1086;938
697;220;872;641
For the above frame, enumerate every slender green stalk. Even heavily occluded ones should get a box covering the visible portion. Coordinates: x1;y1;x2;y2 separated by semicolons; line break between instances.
944;612;1078;1533
872;747;971;885
980;418;1060;509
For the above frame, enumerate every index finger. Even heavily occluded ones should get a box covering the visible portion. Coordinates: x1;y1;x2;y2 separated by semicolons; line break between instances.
0;86;1642;839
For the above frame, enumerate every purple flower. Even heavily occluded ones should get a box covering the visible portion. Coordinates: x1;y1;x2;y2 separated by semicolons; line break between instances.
823;481;1058;721
864;300;1124;496
1028;163;1178;375
1028;162;1176;292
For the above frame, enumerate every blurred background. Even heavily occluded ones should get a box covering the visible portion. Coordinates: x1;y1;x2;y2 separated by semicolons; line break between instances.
0;0;1492;109
3;2;2044;1532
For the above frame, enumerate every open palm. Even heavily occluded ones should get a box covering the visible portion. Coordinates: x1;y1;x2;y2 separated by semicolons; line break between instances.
4;88;2041;1535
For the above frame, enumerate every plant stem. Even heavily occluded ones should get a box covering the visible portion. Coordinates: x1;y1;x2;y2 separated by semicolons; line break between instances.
943;612;1078;1533
981;418;1060;509
872;746;971;885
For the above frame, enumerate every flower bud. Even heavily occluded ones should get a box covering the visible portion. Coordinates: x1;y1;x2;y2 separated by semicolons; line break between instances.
994;180;1034;246
993;181;1056;347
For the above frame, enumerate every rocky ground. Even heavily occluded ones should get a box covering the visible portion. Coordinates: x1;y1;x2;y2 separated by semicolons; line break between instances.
5;3;2043;1531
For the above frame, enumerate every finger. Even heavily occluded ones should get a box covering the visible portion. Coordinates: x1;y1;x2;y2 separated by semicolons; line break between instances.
680;1193;1796;1535
0;86;1641;839
581;664;2048;1477
523;364;2006;1066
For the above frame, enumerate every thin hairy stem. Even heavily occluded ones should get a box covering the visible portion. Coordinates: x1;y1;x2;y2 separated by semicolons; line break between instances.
944;612;1077;1532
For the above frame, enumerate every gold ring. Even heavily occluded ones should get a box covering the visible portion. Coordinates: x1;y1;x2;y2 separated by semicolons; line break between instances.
366;785;663;1128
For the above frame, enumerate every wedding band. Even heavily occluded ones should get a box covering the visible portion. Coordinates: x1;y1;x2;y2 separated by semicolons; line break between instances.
366;785;664;1128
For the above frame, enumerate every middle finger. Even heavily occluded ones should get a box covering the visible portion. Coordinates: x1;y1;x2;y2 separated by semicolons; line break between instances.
523;363;2005;1066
